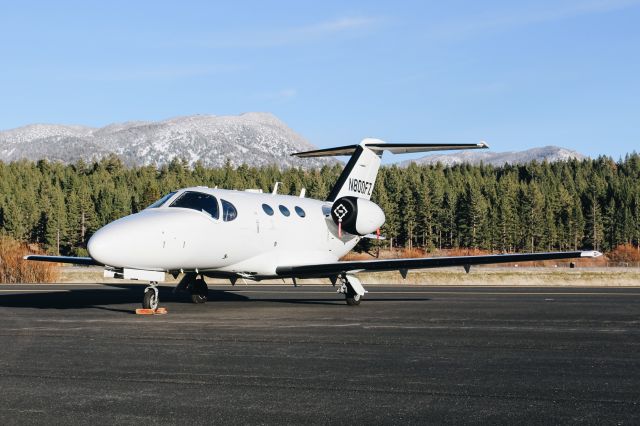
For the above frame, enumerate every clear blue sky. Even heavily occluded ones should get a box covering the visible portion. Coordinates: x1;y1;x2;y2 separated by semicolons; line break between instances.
1;0;639;160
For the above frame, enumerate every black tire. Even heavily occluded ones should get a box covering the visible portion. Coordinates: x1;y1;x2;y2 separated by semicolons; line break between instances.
191;293;207;304
143;289;158;310
190;279;208;304
345;291;361;306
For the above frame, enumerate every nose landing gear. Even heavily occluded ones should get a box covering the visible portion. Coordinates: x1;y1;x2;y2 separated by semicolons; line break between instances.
142;282;159;310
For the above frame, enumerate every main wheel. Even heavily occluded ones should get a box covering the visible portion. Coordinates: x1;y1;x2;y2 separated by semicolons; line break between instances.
143;289;159;310
345;292;361;306
190;278;208;304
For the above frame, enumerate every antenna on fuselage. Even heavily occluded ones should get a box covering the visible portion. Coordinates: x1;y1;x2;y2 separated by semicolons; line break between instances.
272;182;282;195
299;188;306;198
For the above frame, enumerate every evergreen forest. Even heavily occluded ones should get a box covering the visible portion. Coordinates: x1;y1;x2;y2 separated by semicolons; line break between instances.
0;153;639;256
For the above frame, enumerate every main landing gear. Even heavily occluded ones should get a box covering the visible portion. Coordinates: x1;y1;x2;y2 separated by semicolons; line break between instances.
173;272;209;304
336;274;366;306
190;277;208;304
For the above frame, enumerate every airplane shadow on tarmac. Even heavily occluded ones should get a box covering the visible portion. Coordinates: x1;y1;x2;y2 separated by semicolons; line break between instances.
0;284;245;312
0;284;430;312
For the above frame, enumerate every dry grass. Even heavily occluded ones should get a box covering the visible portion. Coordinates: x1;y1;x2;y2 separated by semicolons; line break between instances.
358;268;640;286
608;244;640;264
341;247;429;261
0;236;59;283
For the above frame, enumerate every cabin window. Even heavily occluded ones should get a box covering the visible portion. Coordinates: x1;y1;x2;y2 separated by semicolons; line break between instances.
221;199;237;222
170;191;219;219
146;191;176;209
262;203;274;216
295;206;306;218
279;205;290;217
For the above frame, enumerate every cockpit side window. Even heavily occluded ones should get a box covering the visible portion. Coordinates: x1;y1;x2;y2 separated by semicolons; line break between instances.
221;199;237;222
146;191;177;209
170;191;219;219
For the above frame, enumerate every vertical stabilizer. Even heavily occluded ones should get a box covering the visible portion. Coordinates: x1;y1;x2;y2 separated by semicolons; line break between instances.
326;139;382;201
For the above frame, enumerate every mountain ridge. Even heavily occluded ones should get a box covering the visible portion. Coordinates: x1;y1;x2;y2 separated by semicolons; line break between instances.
400;145;587;167
0;113;334;169
1;115;589;169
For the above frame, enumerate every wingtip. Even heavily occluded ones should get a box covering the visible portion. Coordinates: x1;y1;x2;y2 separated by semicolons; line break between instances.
479;141;490;149
360;137;385;146
580;250;603;258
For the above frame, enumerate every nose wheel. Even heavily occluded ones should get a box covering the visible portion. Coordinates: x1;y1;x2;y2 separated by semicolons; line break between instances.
142;282;159;310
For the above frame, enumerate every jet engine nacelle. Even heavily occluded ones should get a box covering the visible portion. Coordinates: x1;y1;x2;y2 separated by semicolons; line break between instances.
330;196;385;236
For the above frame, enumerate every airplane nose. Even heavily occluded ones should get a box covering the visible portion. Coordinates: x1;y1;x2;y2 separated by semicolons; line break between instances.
87;213;153;266
86;209;213;269
86;211;180;268
87;225;118;265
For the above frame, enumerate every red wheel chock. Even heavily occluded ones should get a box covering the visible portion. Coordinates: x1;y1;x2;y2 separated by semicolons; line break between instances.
135;307;168;315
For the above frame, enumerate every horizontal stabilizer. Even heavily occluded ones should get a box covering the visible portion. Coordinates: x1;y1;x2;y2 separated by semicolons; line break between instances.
362;233;386;240
292;139;489;158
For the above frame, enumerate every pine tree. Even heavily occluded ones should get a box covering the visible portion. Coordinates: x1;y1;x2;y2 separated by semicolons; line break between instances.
496;171;519;252
458;182;488;249
519;181;545;251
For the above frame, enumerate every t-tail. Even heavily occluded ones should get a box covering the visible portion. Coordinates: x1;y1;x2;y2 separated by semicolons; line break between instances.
292;138;489;201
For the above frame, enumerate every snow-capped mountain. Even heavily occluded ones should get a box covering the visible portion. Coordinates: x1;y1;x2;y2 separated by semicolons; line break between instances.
0;113;334;169
400;145;587;167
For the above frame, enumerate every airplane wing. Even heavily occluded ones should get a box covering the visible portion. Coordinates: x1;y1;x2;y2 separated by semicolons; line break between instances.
275;251;601;278
24;255;102;266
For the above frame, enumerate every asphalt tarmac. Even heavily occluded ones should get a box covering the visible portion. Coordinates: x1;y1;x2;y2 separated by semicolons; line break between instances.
0;283;638;425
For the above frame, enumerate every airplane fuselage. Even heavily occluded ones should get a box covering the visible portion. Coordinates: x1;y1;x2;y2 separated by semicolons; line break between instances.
87;187;361;277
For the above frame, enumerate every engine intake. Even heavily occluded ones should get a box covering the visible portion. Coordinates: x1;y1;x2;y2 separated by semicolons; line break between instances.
330;196;385;236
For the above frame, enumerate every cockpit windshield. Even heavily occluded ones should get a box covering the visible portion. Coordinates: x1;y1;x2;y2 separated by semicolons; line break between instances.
169;191;219;219
146;192;177;209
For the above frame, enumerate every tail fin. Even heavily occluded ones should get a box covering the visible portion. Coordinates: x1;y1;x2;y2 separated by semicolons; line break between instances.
292;139;488;202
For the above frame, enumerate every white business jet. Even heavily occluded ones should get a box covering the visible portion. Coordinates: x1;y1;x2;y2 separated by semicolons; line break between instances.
26;139;601;309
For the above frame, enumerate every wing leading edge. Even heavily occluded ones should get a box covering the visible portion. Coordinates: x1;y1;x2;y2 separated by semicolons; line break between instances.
24;255;102;266
275;251;602;278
